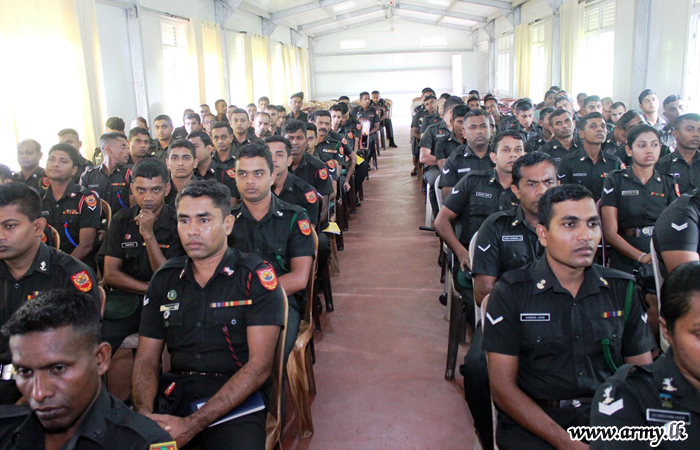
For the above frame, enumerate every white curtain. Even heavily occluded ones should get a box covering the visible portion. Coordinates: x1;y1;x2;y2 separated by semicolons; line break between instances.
189;18;225;105
250;35;272;104
560;0;584;93
514;23;531;99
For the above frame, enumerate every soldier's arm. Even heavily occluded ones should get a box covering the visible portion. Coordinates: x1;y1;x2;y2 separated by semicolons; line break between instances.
474;275;497;308
662;250;699;274
419;146;436;166
71;228;97;261
601;206;651;264
411;127;421;140
345;152;356;190
434;206;469;271
132;336;165;414
279;256;313;296
103;256;149;294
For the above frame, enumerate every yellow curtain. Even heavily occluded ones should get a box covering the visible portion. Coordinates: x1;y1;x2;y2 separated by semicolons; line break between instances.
560;1;584;93
514;23;531;99
0;0;104;163
250;35;272;104
298;47;310;97
543;17;553;90
189;18;224;105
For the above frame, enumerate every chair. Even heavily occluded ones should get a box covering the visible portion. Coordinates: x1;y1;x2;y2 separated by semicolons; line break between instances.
100;199;112;230
286;229;318;439
650;240;670;353
266;291;289;450
596;199;608;266
425;181;433;228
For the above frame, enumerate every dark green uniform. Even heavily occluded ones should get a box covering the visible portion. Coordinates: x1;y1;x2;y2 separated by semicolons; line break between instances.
653;189;700;276
0;386;174;450
12;167;49;194
420;113;441;134
315;136;345;181
275;173;320;227
435;136;466;162
525;135;548;154
41;182;101;257
590;349;699;449
147;140;170;162
194;161;238;198
541;138;584;164
482;257;656;449
79;164;133;215
656;149;700;195
438;146;494;190
286;111;308;122
290;152;333;197
558;148;622;201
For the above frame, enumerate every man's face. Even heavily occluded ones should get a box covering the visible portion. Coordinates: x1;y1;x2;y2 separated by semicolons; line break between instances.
544;92;556;107
129;133;150;158
230;113;249;136
306;131;317;154
341;112;349;126
258;100;269;111
664;99;687;124
371;93;380;103
360;95;370;108
330;111;343;130
0;205;43;262
513;162;557;218
626;130;661;168
246;105;257;123
516;109;535;129
285;129;307;158
266;108;278;126
184;118;201;134
200;105;211;118
490;136;524;173
168;147;197;179
202;115;216;134
215;101;227;115
188;136;213;163
211;127;233;153
269;142;292;176
105;137;130;165
424;98;437;115
132;176;168;211
12;327;108;434
602;98;613;112
46;151;77;182
555;99;574;115
662;294;700;391
17;142;42;170
290;97;302;113
236;156;273;203
640;94;659;114
549;112;574;141
57;134;81;152
577;94;586;110
254;115;270;138
537;198;601;270
452;115;466;141
467;99;480;110
277;114;285;129
579;118;607;145
154;120;173;141
585;101;603;114
539;113;552;130
610;106;626;124
465;116;490;149
177;196;232;259
485;100;500;117
315;116;331;138
674;120;700;151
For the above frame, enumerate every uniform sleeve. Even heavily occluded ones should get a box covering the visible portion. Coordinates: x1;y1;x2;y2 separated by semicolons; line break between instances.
438;161;459;189
139;274;166;340
289;210;316;259
303;190;320;227
246;262;286;327
79;193;101;230
99;214;124;259
600;176;619;208
557;158;572;184
222;168;239;198
314;167;333;196
66;264;101;305
655;201;700;252
481;280;522;356
419;127;434;149
443;176;472;216
435;140;448;161
411;113;421;129
471;219;503;277
620;280;656;357
589;376;647;449
78;171;89;189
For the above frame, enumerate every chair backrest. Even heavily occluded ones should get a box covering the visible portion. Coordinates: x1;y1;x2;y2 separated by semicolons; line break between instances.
468;231;481;328
596;199;607;266
100;199;112;231
650;240;670;352
435;175;443;209
468;231;478;270
46;224;60;250
305;229;319;328
266;291;289;450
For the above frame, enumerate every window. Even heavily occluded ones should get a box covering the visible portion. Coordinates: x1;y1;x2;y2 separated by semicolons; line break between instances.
579;1;615;97
685;12;700;112
161;20;194;117
495;34;513;95
420;35;446;48
529;23;546;103
340;39;365;50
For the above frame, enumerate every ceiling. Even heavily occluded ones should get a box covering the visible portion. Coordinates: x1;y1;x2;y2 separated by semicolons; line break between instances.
230;0;516;39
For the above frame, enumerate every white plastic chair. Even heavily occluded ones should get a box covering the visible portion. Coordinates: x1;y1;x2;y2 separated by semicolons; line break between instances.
650;240;670;353
468;231;481;329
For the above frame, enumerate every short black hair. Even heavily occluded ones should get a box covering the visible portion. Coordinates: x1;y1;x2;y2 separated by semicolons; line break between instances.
554;95;574;106
154;114;173;126
329;104;344;115
424;94;437;102
618;110;645;131
371;90;379;95
638;89;656;105
171;138;198;158
359;91;370;98
128;127;150;140
132;158;169;183
439;93;452;101
48;143;80;167
579;112;605;130
186;131;212;149
468;89;480;98
231;108;247;117
584;95;602;108
545;89;558;99
282;119;307;136
539;106;555;119
264;135;292;157
2;289;101;347
538;184;594;229
18;139;41;154
492;130;524;152
265;104;278;112
626;123;661;149
338;95;350;101
305;122;317;134
514;99;534;113
312;110;331;121
176;180;231;215
675;112;700;130
276;105;286;113
611;101;626;111
465;108;488;120
0;183;42;220
421;87;434;95
661;261;700;333
0;165;12;182
211;121;233;135
255;112;270;121
452;104;470;119
246;103;256;109
185;112;201;124
105;117;125;132
58;128;79;139
99;132;127;150
549;108;572;125
258;96;270;104
512;152;557;187
133;116;148;128
444;96;464;113
236;142;274;173
215;99;227;107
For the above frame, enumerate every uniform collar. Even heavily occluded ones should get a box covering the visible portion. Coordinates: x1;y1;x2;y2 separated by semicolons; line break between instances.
550;137;580;151
530;257;609;299
652;348;700;412
670;149;700;164
620;166;663;184
511;207;537;233
576;146;608;163
0;243;53;281
238;194;283;224
43;181;80;202
213;149;234;163
182;247;238;285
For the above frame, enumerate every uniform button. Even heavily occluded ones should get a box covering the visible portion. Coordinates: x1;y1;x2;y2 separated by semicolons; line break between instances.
231;319;237;325
165;321;169;326
55;204;60;208
14;283;19;289
196;322;202;327
575;335;580;340
578;371;584;376
536;337;541;343
196;354;201;359
612;333;617;338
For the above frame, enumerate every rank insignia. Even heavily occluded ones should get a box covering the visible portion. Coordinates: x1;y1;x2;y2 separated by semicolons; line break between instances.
602;310;623;318
598;386;624;415
71;270;93;293
125;234;131;240
85;195;97;210
305;191;317;203
226;168;235;178
356;124;362;130
223;266;234;276
150;442;178;450
298;219;311;236
167;290;177;300
663;377;678;392
536;279;546;289
319;168;328;180
600;277;609;286
40;261;47;272
660;393;673;408
257;267;278;290
41;176;50;189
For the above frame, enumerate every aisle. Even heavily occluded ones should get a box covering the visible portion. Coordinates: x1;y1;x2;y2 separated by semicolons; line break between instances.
282;125;474;449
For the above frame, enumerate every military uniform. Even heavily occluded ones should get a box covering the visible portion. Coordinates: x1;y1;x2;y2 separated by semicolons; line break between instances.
139;247;285;447
338;117;361;149
290;152;333;198
421;121;453;216
315;135;347;180
194;161;238;198
590;349;700;449
286;111;308;123
420;113;442;134
525;135;548;154
11;167;48;194
601;167;678;273
442;169;519;248
79;164;133;216
656;150;700;195
438;146;494;190
41;182;101;257
541;138;584;165
653;189;700;275
275;174;320;227
0;386;174;450
147;140;170;162
172;125;188;140
165;178;191;208
435;136;466;162
502;122;543;145
482;257;656;449
411;108;430;159
496;115;517;133
558;148;622;201
370;97;395;144
352;105;380;162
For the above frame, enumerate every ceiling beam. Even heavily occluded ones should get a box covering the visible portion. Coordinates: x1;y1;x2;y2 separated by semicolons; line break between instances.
395;3;486;23
311;16;387;38
298;5;384;30
395;14;471;32
454;0;512;14
270;0;348;21
238;0;270;19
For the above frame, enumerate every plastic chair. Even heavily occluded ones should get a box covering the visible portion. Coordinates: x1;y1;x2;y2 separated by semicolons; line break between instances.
46;224;61;250
425;181;433;228
266;291;289;450
650;240;670;353
286;229;318;439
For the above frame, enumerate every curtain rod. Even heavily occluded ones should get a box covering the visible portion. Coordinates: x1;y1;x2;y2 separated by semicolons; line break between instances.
95;0;190;21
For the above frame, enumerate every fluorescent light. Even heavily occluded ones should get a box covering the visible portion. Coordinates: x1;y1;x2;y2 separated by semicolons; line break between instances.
332;1;355;12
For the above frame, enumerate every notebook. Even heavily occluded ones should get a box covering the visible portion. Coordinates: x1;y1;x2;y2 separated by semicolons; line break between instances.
189;391;265;427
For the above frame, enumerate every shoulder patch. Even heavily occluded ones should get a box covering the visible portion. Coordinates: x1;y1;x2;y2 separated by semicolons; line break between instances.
150;443;178;450
41;176;50;189
257;267;278;291
326;159;336;169
319;168;328;180
305;191;317;203
71;270;93;293
85;194;97;209
298;219;311;236
341;137;348;145
226;168;235;178
356;123;362;130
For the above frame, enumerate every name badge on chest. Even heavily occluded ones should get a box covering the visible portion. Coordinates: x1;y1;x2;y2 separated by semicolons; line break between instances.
502;235;523;242
121;242;138;248
520;313;550;322
475;192;492;199
621;190;639;196
646;409;691;424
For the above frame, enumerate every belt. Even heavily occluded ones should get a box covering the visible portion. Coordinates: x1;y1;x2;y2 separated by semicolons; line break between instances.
0;364;16;381
173;370;230;379
534;398;593;409
619;226;654;237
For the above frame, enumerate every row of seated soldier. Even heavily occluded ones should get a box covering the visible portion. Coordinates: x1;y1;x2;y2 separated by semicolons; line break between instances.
0;90;394;449
411;84;700;448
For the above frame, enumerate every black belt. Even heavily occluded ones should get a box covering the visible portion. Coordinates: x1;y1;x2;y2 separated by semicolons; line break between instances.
534;398;593;409
173;371;230;379
619;226;654;237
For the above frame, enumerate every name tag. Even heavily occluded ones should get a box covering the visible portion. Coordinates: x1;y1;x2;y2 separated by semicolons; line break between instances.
621;190;639;196
646;409;691;424
671;173;680;178
502;235;523;242
121;242;138;248
520;313;550;322
458;168;471;173
160;303;179;312
475;192;492;199
42;211;49;216
573;173;587;177
88;184;99;189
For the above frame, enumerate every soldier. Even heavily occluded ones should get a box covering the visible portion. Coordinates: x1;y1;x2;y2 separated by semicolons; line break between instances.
286;92;308;122
541;109;584;164
370;90;397;147
57;128;94;184
80;132;133;216
149;115;175;161
656;113;700;194
12;140;47;194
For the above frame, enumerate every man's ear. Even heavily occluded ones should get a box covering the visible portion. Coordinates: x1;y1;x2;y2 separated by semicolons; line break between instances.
490;151;498;165
224;214;235;235
536;223;548;247
511;182;521;201
164;181;171;197
95;342;112;377
34;217;47;237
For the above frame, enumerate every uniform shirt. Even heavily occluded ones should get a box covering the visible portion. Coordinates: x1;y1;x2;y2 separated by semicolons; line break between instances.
482;257;655;402
194;161;238;198
41;182;101;255
438;146;494;189
315;134;348;179
410;108;429;131
73;154;95;185
644;114;668;131
0;386;173;450
471;207;541;278
370;98;389;116
541;138;584;164
656;149;700;195
0;243;100;364
419;113;441;134
329;130;354;158
654;189;700;256
11;167;48;194
419;121;452;157
147;141;169;162
496;114;517;133
172;126;188;140
442;169;520;247
214;136;263;170
286;111;308;123
558;148;622;201
501;121;543;144
435;136;466;162
352;106;379;133
79;164;133;215
99;204;183;282
164;178;190;208
139;247;286;376
525;135;548;154
290;152;333;197
275;173;320;227
590;349;700;450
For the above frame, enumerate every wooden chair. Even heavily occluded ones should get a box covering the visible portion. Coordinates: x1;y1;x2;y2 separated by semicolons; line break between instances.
45;224;61;250
266;291;289;450
100;199;112;230
286;229;318;439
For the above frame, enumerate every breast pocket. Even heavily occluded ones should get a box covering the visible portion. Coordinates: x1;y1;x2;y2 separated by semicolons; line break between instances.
521;316;566;368
204;307;247;352
470;195;495;216
591;316;624;361
163;309;184;346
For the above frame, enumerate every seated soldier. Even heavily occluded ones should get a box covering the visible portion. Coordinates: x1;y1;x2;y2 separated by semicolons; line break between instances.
265;105;280;136
0;184;100;404
245;103;257;124
654;185;700;275
184;113;202;136
483;184;655;450
100;158;183;352
211;121;236;170
254;112;271;140
286;92;308;122
352;92;380;165
214;99;228;123
133;180;286;448
590;261;700;449
57;128;94;183
435;104;469;171
607;110;645;165
126;127;152;165
150;115;175;161
166;139;198;208
540;108;584;164
305;123;318;155
370;90;397;147
313;110;356;193
0;289;174;450
186;132;237;206
498;99;542;144
257;96;269;112
228;143;314;361
41;144;101;271
80;132;133;216
172;109;194;141
276;105;287;131
524;107;555;153
609;102;627;125
12;139;48;194
656;113;700;194
202;113;216;136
